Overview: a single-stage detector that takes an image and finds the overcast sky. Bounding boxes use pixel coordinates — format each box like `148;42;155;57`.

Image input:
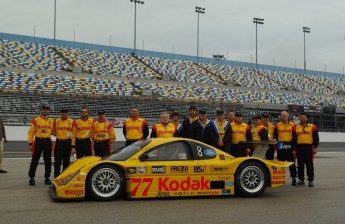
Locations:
1;0;345;74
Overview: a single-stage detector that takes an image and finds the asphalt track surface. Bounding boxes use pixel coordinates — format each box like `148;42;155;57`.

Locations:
1;147;345;223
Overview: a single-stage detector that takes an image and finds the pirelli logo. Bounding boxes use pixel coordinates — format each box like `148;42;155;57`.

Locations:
65;190;84;195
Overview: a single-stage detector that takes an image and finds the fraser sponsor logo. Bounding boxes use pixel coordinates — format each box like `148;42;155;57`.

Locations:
171;166;188;173
158;176;210;191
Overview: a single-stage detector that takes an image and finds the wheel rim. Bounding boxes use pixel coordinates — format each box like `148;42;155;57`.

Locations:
240;166;265;193
91;168;121;198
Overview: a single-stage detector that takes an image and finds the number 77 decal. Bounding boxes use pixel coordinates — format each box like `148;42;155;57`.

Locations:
131;178;153;197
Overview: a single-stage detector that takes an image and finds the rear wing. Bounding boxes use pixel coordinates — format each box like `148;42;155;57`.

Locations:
239;140;279;159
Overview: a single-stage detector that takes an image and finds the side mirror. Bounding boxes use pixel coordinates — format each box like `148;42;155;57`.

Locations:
139;154;148;161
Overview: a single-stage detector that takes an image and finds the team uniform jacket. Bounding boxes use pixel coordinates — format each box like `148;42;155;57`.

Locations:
182;117;198;138
171;122;184;137
204;120;232;149
230;122;252;144
274;121;296;147
264;122;275;141
28;116;54;144
151;123;177;138
189;119;211;142
251;125;269;141
293;123;319;147
123;117;149;141
53;118;75;140
72;117;94;145
91;120;116;142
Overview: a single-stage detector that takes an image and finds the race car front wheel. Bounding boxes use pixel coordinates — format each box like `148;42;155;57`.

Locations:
87;165;124;201
235;161;267;197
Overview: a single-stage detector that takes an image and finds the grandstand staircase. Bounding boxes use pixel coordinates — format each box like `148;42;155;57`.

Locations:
50;47;80;72
193;62;228;85
304;75;336;94
130;54;165;80
255;70;289;90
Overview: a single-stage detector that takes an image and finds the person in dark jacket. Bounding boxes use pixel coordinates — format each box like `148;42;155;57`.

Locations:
182;105;198;138
204;110;232;153
189;109;211;143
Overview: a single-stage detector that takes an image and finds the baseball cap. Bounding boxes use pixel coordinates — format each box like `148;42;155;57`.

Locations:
252;115;261;119
235;111;243;117
199;109;207;114
97;110;106;115
60;107;69;113
189;105;197;111
216;110;224;115
261;113;270;118
41;104;50;110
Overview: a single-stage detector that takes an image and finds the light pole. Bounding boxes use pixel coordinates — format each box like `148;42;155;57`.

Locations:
54;0;56;41
130;0;144;50
195;6;205;57
303;27;311;74
253;18;264;67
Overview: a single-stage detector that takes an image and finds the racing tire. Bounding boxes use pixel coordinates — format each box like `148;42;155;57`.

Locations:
235;161;267;197
87;165;124;201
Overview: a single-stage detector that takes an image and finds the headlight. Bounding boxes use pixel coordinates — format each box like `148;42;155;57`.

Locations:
56;171;80;186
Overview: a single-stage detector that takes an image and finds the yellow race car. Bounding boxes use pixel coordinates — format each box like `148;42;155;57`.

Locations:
50;138;292;201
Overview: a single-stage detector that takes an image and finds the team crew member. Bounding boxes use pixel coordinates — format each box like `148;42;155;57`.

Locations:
293;112;319;187
251;115;269;156
72;106;94;159
261;113;275;160
91;110;116;157
227;110;235;124
151;112;177;138
52;108;75;177
274;111;297;186
28;105;54;186
170;112;183;137
123;106;149;146
204;110;232;153
230;112;252;157
189;109;211;143
182;105;198;138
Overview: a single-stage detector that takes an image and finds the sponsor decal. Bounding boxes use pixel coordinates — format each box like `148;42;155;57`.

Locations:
127;167;137;174
80;171;87;176
157;192;170;197
273;176;285;180
204;149;216;157
211;166;229;172
179;153;187;160
271;166;277;171
65;190;83;195
152;166;166;174
196;191;219;195
174;191;195;196
272;181;286;184
74;184;84;187
219;154;225;160
225;182;233;186
273;170;285;175
74;177;84;182
138;166;146;173
171;166;188;173
277;142;292;150
222;189;231;195
159;176;210;191
194;166;205;173
218;176;231;180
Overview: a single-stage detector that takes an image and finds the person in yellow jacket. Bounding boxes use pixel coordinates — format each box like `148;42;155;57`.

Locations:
52;108;75;177
151;112;177;138
91;110;116;157
72;106;94;159
293;112;319;187
28;105;54;186
123;106;149;146
230;112;252;157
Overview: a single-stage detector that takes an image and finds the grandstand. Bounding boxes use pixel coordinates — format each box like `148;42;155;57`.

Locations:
0;32;344;132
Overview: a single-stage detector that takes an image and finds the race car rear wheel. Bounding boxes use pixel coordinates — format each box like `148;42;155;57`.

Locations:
235;161;267;197
87;165;123;201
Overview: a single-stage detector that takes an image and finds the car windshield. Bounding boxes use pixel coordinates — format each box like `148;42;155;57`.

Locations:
105;139;152;161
